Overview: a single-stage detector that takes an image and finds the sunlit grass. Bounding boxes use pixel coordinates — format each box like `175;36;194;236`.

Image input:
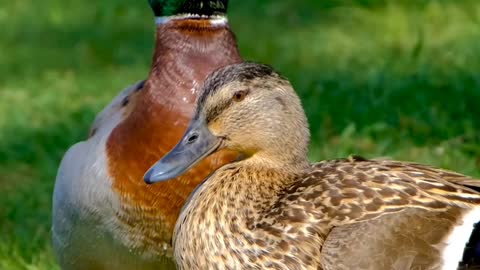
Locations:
0;0;479;268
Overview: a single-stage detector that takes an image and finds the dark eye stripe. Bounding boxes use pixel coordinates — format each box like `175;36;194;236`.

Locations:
205;99;233;123
194;62;277;121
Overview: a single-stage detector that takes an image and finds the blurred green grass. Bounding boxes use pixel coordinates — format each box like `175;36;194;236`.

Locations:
0;0;479;268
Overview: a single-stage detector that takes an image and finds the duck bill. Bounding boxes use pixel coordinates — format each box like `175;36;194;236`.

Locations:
144;117;221;184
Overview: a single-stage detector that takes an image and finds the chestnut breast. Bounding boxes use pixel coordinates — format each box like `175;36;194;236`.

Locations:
106;19;242;249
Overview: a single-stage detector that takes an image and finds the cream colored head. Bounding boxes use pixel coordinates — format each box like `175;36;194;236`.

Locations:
199;62;309;165
145;62;310;183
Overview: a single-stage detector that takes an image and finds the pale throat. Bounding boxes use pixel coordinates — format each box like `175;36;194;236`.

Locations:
155;14;228;26
217;159;299;203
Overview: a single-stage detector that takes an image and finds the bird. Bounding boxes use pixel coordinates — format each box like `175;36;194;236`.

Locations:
52;0;241;269
144;62;480;270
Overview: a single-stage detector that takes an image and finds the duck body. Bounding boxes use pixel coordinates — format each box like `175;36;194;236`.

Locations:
144;62;480;270
52;0;241;268
174;158;480;270
53;81;170;269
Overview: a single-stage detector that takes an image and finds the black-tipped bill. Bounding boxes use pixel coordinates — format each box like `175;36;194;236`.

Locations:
144;117;220;184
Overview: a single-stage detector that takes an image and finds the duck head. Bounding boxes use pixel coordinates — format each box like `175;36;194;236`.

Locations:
149;0;228;17
145;62;310;183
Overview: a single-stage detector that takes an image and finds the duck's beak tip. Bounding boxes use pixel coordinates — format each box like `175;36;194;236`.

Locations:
143;166;168;184
143;168;155;184
143;161;182;184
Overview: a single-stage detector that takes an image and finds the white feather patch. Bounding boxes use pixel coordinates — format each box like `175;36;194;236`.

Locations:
155;15;228;26
442;207;480;270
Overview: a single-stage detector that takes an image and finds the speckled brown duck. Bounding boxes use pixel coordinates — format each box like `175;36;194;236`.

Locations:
144;62;480;270
52;1;241;269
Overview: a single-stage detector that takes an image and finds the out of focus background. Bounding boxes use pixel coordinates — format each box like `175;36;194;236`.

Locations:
0;0;479;268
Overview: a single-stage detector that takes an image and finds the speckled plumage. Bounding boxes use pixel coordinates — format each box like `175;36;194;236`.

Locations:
172;158;480;269
145;62;480;270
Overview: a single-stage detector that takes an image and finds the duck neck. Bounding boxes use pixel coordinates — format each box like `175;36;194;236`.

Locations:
181;160;303;231
146;14;241;113
226;162;299;204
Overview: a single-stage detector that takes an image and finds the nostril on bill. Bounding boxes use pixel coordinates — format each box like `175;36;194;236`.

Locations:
186;133;199;144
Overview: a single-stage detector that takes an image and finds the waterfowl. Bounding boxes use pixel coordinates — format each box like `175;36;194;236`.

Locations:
145;62;480;270
52;0;241;269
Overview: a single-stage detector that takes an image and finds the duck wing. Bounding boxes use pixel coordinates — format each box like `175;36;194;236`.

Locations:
397;161;480;193
321;207;466;270
297;158;480;269
88;80;145;137
52;80;149;269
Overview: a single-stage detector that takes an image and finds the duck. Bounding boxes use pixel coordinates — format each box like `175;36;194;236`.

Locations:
52;0;241;269
144;62;480;270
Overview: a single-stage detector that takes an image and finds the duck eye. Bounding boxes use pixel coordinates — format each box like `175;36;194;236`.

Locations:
232;90;248;102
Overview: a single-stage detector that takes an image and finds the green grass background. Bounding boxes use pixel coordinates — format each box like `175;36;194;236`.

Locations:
1;0;479;268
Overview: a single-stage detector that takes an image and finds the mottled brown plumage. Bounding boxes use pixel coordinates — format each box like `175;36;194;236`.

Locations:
145;62;480;269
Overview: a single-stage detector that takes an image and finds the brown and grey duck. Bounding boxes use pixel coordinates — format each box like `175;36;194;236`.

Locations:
145;62;480;270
